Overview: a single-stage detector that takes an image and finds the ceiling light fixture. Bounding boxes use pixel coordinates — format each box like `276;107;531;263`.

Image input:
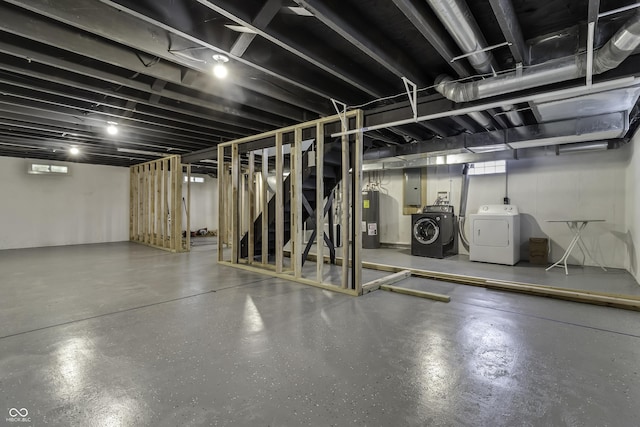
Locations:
106;121;119;135
69;146;80;155
212;54;229;79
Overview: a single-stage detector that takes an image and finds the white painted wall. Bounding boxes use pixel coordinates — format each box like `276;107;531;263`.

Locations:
625;134;640;282
182;174;217;232
0;157;128;250
374;147;631;269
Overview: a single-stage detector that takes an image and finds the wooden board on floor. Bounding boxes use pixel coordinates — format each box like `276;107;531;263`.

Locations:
380;284;451;302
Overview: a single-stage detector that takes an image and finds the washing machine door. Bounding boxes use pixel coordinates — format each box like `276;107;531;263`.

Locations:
413;217;440;245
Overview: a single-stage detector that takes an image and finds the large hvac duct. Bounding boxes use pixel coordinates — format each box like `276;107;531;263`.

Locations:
435;11;640;103
426;0;524;126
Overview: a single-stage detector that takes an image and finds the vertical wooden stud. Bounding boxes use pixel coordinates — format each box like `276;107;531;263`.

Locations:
129;167;134;240
148;163;153;245
186;164;191;251
341;133;350;289
138;165;143;242
174;156;183;252
261;149;269;265
162;159;168;248
131;166;136;241
248;151;255;264
275;132;284;273
156;161;162;246
241;170;246;247
231;144;240;263
218;145;225;262
143;164;149;244
315;123;325;283
353;111;364;294
169;156;177;251
150;162;156;246
292;127;303;278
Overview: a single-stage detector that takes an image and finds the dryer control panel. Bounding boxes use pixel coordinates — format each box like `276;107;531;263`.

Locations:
477;204;519;215
423;205;454;214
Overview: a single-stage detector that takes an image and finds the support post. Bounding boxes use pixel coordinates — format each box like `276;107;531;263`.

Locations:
341;131;350;289
131;166;137;240
261;149;269;264
292;127;303;278
150;162;156;245
186;164;191;251
129;167;134;240
275;132;284;273
142;164;148;244
231;144;240;263
172;156;182;252
218;145;225;262
315;122;325;283
248;151;255;264
156;162;162;246
353;110;364;294
163;159;168;248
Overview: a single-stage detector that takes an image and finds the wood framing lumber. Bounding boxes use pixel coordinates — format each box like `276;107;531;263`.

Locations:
261;149;268;265
248;151;255;264
380;285;451;302
485;280;640;311
315;122;324;282
275;132;284;273
362;270;411;294
217;145;225;262
292;127;303;278
219;261;360;296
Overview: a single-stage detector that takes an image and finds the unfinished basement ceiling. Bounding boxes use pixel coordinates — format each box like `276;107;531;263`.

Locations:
0;0;640;173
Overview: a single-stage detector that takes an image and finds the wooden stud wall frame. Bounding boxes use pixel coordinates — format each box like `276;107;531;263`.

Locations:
129;155;190;253
217;110;365;296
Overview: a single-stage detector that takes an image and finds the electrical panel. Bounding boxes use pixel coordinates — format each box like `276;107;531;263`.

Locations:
404;168;421;206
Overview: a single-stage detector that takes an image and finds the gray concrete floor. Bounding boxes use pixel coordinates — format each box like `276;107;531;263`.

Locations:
1;242;639;426
363;247;640;296
300;244;640;297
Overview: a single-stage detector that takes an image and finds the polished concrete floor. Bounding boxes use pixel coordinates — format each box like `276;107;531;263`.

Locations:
359;247;640;296
1;242;639;426
292;242;640;296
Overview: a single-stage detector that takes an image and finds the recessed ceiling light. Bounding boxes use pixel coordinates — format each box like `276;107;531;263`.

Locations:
224;24;257;34
69;146;80;155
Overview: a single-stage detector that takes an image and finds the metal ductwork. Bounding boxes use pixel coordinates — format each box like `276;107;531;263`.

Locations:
435;11;640;103
362;111;629;169
426;0;495;74
426;0;524;127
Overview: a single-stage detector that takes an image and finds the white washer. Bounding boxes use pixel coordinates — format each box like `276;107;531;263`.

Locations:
469;204;520;265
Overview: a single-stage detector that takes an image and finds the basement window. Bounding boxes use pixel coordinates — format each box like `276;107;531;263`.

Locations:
184;176;205;183
468;160;506;176
27;163;69;175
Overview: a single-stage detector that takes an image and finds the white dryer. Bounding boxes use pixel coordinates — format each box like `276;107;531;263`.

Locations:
469;205;520;265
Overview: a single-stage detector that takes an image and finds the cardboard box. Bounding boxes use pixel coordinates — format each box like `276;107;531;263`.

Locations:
529;238;548;265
